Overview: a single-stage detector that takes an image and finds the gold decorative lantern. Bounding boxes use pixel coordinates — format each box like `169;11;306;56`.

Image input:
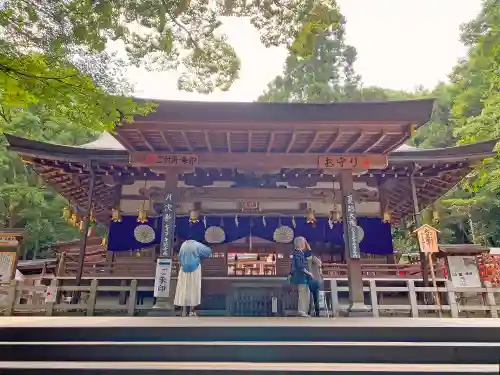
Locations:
383;210;392;223
189;209;200;224
70;213;78;227
111;208;122;223
78;220;84;232
101;235;108;248
333;210;342;223
305;205;316;225
89;208;96;223
62;206;71;220
137;202;148;224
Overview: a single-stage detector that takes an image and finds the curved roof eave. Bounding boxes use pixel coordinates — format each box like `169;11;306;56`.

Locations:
4;133;129;163
390;139;498;163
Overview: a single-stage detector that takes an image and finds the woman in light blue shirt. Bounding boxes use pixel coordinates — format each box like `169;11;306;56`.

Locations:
174;240;212;316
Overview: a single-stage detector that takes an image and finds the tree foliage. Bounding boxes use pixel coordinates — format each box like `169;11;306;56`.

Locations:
258;0;500;252
0;0;345;132
0;111;94;259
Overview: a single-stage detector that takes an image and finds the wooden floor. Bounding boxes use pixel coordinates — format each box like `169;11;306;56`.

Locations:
0;316;498;328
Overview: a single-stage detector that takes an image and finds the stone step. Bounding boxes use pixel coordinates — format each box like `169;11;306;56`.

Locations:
0;362;497;375
2;318;499;343
1;341;498;364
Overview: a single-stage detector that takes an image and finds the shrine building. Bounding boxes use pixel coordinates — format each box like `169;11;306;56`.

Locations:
5;99;498;315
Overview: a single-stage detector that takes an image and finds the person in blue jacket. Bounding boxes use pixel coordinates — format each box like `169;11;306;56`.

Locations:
290;236;313;317
174;239;212;317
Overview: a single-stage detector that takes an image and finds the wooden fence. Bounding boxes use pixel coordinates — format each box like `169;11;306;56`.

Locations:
0;277;498;318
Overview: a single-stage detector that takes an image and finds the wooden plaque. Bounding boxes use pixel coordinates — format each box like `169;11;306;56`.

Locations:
318;154;388;170
414;224;440;253
131;153;198;167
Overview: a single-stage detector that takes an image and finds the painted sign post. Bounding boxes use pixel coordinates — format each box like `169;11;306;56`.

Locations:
414;224;442;316
154;258;173;298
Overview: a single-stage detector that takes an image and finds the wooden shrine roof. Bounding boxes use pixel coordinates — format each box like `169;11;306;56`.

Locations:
5;131;498;223
114;99;434;154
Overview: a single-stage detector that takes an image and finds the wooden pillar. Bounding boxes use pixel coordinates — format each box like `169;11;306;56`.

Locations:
410;166;430;303
339;171;370;315
152;171;178;312
75;166;96;287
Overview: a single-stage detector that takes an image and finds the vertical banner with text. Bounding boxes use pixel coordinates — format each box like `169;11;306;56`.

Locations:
344;194;361;259
160;191;176;258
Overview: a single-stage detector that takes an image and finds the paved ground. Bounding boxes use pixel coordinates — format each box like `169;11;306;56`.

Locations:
0;361;496;372
0;316;498;328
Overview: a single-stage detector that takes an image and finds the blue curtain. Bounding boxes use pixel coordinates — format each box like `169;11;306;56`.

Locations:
107;215;393;255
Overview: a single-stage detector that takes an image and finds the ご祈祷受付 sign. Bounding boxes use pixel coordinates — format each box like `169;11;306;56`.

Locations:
154;258;172;298
131;153;198;167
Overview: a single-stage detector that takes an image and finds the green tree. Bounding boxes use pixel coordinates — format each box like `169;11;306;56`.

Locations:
0;0;344;131
258;0;359;102
0;111;94;259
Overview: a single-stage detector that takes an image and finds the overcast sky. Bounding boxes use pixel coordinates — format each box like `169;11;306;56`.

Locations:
120;0;482;102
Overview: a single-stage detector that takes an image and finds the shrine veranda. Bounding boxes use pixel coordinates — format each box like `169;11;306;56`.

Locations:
5;99;499;316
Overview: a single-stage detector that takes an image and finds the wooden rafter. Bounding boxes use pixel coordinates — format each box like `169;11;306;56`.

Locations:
136;131;155;151
325;132;341;152
160;132;174;152
305;132;322;153
382;133;407;154
345;132;363;153
364;131;387;153
286;132;297;153
181;131;194;152
267;132;276;153
227;132;232;153
248;131;252;152
204;132;212;152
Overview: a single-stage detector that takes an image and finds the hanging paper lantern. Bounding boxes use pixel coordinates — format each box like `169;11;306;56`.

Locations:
189;209;200;224
62;206;71;220
111;208;122;223
137;202;148;224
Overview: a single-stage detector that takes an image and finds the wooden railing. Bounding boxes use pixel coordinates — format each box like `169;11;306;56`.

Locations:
0;277;498;318
61;260;435;279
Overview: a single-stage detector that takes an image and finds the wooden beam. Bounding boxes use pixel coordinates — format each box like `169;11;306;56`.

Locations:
181;131;194;152
131;152;387;170
160;132;174;152
285;132;297;153
267;132;276;154
364;132;387;153
382;132;408;154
